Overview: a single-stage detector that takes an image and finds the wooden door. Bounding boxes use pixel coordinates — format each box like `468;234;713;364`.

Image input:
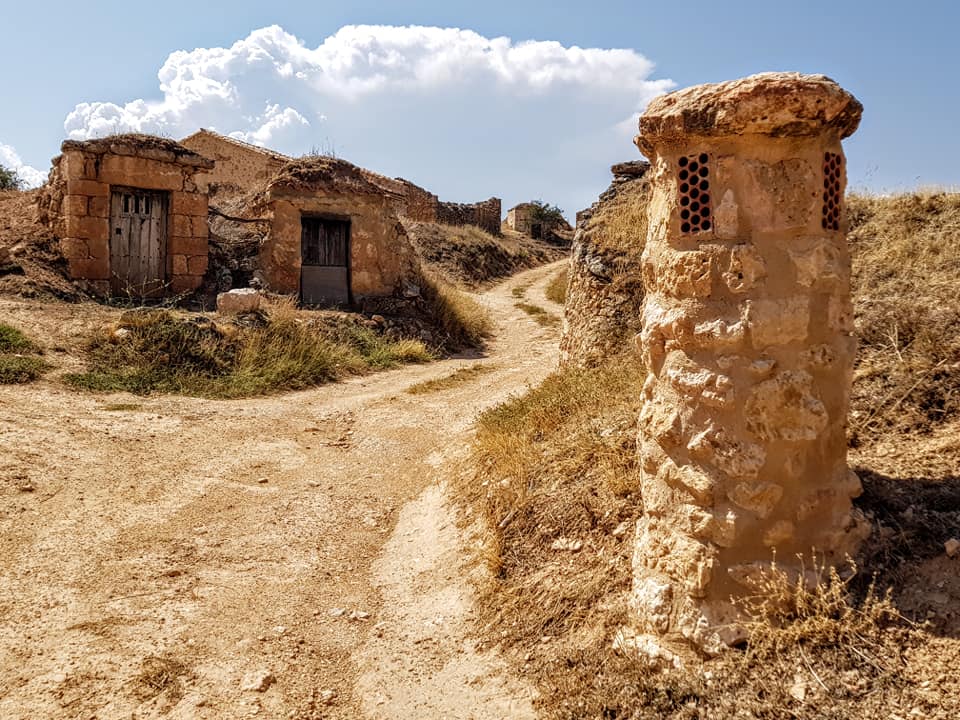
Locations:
110;189;168;296
300;217;350;306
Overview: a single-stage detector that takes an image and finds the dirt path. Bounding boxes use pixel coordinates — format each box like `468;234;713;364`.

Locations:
0;261;566;719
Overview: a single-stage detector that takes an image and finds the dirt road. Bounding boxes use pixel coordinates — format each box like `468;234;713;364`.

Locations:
0;262;567;719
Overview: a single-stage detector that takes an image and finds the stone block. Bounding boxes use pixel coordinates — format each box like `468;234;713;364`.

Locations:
217;288;261;314
66;179;110;197
88;196;110;218
172;214;193;237
98;155;184;191
170;191;208;217
62;195;88;216
88;238;110;260
191;215;209;238
68;257;110;280
169;236;208;256
60;238;89;260
61;151;92;180
187;255;208;275
65;215;109;241
172;254;189;275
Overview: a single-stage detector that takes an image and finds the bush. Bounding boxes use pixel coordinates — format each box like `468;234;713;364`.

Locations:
0;164;22;191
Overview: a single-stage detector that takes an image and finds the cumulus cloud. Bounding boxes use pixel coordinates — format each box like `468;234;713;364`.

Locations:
0;143;46;188
63;25;673;214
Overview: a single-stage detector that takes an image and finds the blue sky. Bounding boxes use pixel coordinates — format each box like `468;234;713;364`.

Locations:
1;0;956;217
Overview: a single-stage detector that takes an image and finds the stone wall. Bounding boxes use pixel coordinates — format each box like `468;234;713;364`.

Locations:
180;130;288;197
38;135;213;295
437;197;502;236
395;179;440;223
628;73;869;655
559;161;651;368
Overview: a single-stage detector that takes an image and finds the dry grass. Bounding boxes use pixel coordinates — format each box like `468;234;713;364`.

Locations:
63;304;432;398
0;322;49;383
848;192;960;443
420;271;493;348
131;656;190;703
514;301;560;327
545;269;568;305
405;364;497;395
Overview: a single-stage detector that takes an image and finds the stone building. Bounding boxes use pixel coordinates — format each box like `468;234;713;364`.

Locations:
38;135;213;296
253;156;419;306
626;72;868;655
506;202;570;239
180;129;289;197
559;160;651;368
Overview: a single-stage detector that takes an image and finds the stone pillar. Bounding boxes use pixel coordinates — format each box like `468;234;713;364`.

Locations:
630;73;869;654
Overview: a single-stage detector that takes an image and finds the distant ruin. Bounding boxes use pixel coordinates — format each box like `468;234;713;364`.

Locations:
627;73;869;654
38;135;213;296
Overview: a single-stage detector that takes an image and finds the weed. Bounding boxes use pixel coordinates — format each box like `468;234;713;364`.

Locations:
420;271;493;348
132;656;189;702
545;269;568;305
405;364;497;395
511;285;529;299
0;322;48;383
0;323;36;353
100;403;143;412
514;301;559;327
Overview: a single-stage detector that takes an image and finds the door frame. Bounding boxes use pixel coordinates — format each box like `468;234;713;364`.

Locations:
299;212;353;307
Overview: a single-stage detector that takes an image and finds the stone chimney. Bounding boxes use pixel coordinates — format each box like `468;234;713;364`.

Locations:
629;73;869;654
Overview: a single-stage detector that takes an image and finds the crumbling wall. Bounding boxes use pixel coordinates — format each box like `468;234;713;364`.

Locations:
559;161;650;368
437;197;502;236
627;73;869;655
37;135;213;295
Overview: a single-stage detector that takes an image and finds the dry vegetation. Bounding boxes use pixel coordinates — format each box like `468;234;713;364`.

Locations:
64;301;433;398
545;269;568;305
460;191;960;719
514;301;560;327
405;363;497;395
0;322;49;383
419;270;493;348
404;221;567;287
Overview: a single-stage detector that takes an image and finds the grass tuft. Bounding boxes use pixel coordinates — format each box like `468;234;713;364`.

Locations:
0;323;49;384
420;272;493;348
515;301;560;327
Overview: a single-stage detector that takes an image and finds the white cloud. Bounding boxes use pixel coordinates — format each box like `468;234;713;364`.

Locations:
0;143;46;188
62;24;673;215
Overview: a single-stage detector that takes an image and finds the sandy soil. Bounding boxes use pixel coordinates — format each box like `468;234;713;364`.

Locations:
0;261;567;719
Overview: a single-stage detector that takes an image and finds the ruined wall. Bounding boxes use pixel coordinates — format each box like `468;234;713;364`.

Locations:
437;197;502;236
506;204;534;234
260;190;418;300
395;180;439;223
629;73;869;654
559;161;650;368
38;136;213;295
180;130;287;197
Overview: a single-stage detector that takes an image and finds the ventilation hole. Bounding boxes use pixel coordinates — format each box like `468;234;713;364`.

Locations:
677;152;712;234
821;151;844;232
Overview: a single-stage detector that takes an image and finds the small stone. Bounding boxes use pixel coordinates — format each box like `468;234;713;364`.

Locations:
240;669;275;692
550;538;583;552
789;673;807;702
329;607;346;617
945;538;960;558
273;625;286;635
257;477;268;484
349;610;371;621
612;521;630;537
319;689;337;705
373;622;387;637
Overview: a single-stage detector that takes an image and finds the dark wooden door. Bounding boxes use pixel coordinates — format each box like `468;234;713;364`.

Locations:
300;217;350;306
110;189;168;296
